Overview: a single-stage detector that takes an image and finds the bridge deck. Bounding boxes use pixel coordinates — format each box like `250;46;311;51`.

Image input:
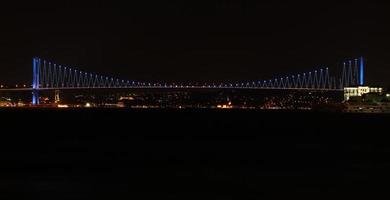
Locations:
0;87;343;92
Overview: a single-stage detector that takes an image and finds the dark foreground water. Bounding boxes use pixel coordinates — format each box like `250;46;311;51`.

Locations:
0;109;390;199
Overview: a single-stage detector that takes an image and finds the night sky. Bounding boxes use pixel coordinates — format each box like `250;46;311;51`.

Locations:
1;1;390;86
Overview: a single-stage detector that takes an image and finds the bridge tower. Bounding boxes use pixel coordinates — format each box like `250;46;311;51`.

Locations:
32;57;40;105
360;57;365;86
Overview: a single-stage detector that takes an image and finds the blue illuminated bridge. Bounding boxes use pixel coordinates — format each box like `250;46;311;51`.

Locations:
1;57;367;105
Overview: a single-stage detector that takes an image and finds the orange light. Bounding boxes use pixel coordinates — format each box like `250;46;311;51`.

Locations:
57;105;69;108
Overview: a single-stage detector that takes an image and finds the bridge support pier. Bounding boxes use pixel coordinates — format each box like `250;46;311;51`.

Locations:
55;90;60;104
32;90;39;105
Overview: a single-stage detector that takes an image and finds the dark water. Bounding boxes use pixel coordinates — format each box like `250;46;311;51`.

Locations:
1;109;389;199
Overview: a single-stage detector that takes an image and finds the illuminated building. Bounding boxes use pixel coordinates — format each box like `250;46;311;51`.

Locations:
344;86;383;101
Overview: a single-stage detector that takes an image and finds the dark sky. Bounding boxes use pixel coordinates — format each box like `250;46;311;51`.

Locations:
1;1;390;86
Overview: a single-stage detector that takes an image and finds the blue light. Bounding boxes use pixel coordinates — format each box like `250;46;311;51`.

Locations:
360;57;365;85
32;91;38;105
32;58;37;89
32;58;40;105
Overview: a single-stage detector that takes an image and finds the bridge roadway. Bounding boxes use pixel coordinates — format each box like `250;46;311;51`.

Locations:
0;87;343;92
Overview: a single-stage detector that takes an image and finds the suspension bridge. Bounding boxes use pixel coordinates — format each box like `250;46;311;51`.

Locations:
0;57;366;105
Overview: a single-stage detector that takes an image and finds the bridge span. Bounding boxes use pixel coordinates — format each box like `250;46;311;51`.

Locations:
26;57;364;104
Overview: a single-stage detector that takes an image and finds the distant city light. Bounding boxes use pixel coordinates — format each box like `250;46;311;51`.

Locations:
58;105;69;108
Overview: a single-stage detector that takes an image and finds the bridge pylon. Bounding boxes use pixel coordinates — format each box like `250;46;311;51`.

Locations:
32;57;40;105
359;57;365;86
